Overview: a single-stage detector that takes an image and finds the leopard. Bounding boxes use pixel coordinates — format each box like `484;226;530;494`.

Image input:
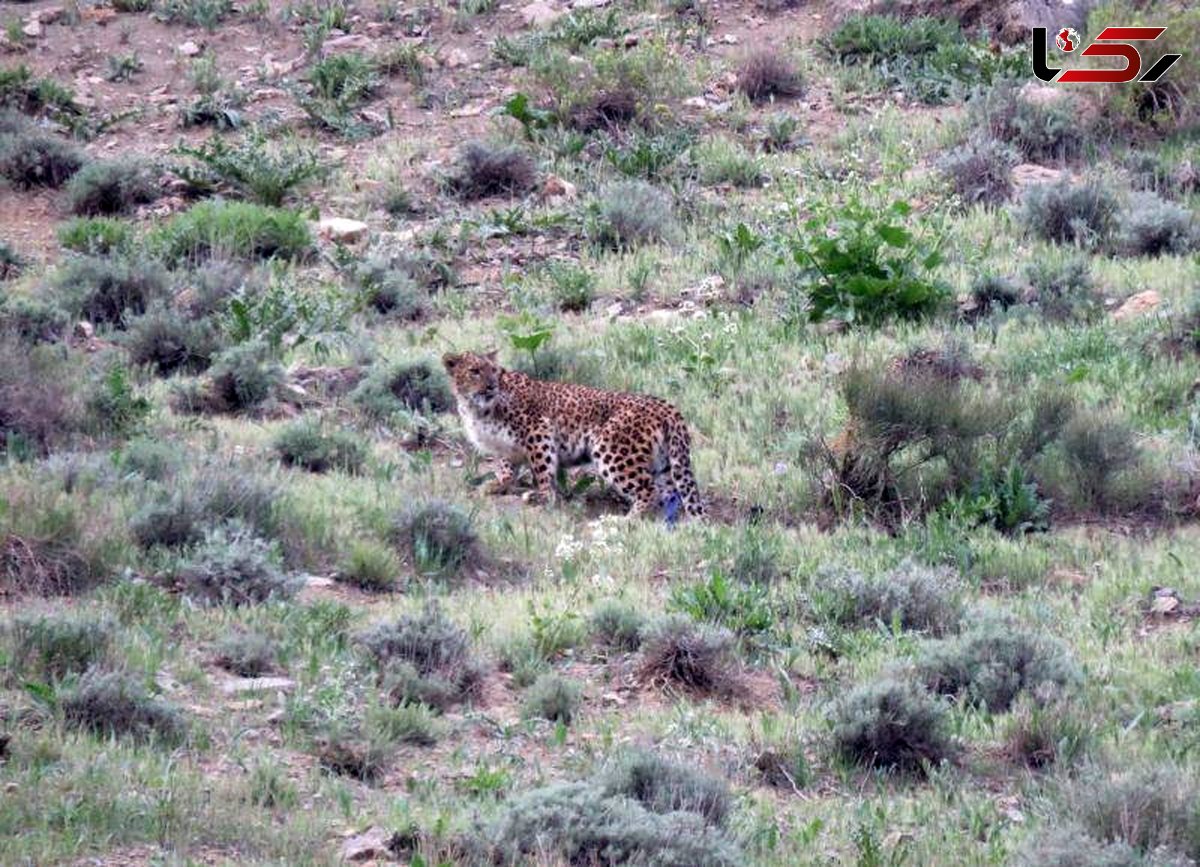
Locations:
442;351;704;520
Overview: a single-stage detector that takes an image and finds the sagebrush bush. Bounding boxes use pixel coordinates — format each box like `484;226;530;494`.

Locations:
65;159;159;215
831;677;954;773
2;612;113;683
0;127;86;188
485;781;742;867
123;304;222;375
692;137;765;188
207;341;284;411
916;612;1079;711
57;217;135;255
390;501;481;579
1019;180;1119;248
154;200;312;265
0;335;84;457
938;136;1019;207
966;273;1020;319
338;539;399;592
451;141;537;199
51;254;169;327
350;359;454;417
588;180;678;249
1117;192;1198;257
273;420;367;474
1022;254;1100;322
0;239;23;281
120;437;182;481
129;467;278;549
590;600;646;651
736;48;803;103
1056;409;1145;512
0;293;68;343
521;672;582;724
214;630;278;677
316;732;389;782
638;614;739;695
1003;699;1091;770
1014;825;1146;867
972;83;1086;162
175;522;299;606
811;561;963;635
61;668;186;743
601;751;732;827
356;256;428;320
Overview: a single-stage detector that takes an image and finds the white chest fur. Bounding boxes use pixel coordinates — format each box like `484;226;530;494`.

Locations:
460;408;524;461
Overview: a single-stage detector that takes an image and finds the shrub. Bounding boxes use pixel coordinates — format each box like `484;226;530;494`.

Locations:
638;614;739;695
588;180;678;249
0;337;81;452
811;561;963;635
0;127;85;188
154;200;312;265
971;82;1086;162
350;360;453;417
1019;180;1119;248
355;257;428;320
214;631;278;677
0;239;23;281
0;293;68;342
316;733;389;782
1057;409;1143;512
367;701;440;747
173;130;327;207
1014;825;1146;867
175;523;299;606
604;128;692;180
129;467;278;550
601;751;732;827
1063;764;1200;861
569;83;639;132
1117;192;1198;257
85;364;152;437
965;273;1020;319
938;136;1019;208
156;0;233;28
389;501;480;579
184;259;251;317
338;539;399;592
123;304;222;375
120;437;182;481
65;159;159;215
1002;699;1091;770
51;255;168;327
916;613;1080;711
792;199;949;326
273;420;367;474
485;781;742;867
57;217;135;255
669;571;775;639
61;668;186;743
307;52;380;106
451;141;537;199
544;261;595;313
1022;253;1101;321
590;600;646;652
691;137;765;188
831;677;954;773
208;341;285;411
736;48;803;103
521;672;582;725
2;613;113;683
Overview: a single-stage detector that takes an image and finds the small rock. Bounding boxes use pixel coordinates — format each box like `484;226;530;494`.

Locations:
1112;289;1161;321
623;33;639;47
22;21;43;38
82;7;117;24
1012;162;1065;190
340;827;393;863
441;47;470;68
541;174;577;202
73;321;95;341
220;677;296;696
316;217;370;244
321;33;372;54
519;1;562;27
177;40;202;57
572;0;610;7
305;575;336;589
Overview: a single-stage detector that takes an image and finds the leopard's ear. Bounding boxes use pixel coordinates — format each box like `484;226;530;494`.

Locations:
442;352;462;371
483;349;500;364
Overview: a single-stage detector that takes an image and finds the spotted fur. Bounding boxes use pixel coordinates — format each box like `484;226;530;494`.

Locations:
442;351;704;519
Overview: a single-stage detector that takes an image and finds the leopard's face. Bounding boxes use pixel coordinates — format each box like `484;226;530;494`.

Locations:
442;351;503;409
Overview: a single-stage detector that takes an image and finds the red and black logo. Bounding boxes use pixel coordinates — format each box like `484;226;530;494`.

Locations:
1033;25;1182;84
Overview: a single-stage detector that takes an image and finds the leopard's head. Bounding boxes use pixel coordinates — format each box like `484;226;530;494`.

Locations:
442;350;502;407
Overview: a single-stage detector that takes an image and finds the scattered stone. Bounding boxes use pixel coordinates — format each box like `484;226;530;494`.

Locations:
304;574;336;589
541;174;577;203
1112;289;1161;321
82;7;117;24
340;827;394;863
316;217;369;244
321;33;372;54
22;21;43;39
177;40;202;57
220;677;297;696
1012;163;1065;190
441;47;470;68
520;1;562;27
572;0;610;7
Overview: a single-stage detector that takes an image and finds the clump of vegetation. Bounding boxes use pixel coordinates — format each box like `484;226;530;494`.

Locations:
1002;699;1091;769
1116;191;1198;257
153;200;312;265
1019;180;1119;248
450;141;537;199
1013;825;1145;867
360;602;485;712
1022;254;1100;322
337;539;399;592
206;341;285;412
273;420;367;474
588;180;678;249
65;159;159;216
811;561;963;635
2;612;113;683
638;614;740;695
123;304;222;376
389;501;482;579
971;82;1086;162
0;239;23;281
916;612;1079;711
792;199;949;327
355;257;428;320
1055;408;1148;513
590;600;646;651
0;124;86;189
156;0;233;29
214;631;278;677
173;130;327;206
61;668;187;743
831;677;954;773
51;255;168;327
544;261;595;313
691;136;765;188
601;751;732;827
174;523;299;606
129;465;279;549
736;48;803;103
521;672;582;724
938;136;1019;207
57;218;135;255
351;359;453;417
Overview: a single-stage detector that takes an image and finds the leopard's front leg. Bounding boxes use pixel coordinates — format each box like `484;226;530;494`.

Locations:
522;427;559;505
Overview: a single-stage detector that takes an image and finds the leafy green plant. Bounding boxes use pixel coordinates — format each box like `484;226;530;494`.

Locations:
604;128;692;179
153;200;312;265
669;571;775;639
792;199;948;326
156;0;233;30
106;52;143;83
173;130;327;206
272;420;367;474
500;91;554;140
544;261;595;313
57;217;134;255
943;462;1050;534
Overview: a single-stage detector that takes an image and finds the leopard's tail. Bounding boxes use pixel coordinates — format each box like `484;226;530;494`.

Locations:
666;419;704;519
